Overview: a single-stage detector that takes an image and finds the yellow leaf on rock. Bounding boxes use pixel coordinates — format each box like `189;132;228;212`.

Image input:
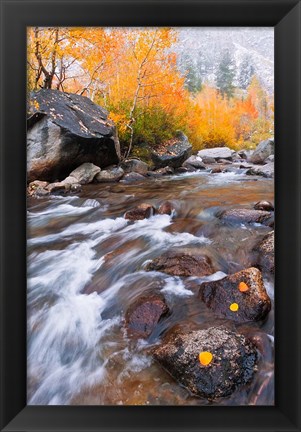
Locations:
199;351;213;366
230;303;239;312
238;281;249;292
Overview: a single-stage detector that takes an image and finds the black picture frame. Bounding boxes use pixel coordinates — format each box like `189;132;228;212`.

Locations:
0;0;300;431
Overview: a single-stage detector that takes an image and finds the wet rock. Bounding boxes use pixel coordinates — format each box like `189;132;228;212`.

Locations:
153;325;258;400
210;166;224;174
63;175;80;185
68;162;100;184
120;159;149;175
254;200;274;211
151;132;192;169
247;163;274;178
27;89;120;182
124;203;155;220
217;158;232;165
27;180;50;197
146;251;215;277
125;292;169;338
148;166;174;177
218;208;272;224
174;167;189;174
253;231;274;273
248;138;274;164
157;201;174;215
201;155;216;164
120;172;146;183
238;149;253;160
183;155;206;170
70;183;82;193
198;147;233;161
28;180;49;189
46;181;69;193
199;267;271;322
95;166;124;182
266;154;274;162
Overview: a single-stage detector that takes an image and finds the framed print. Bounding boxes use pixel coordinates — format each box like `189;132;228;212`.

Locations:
0;0;300;431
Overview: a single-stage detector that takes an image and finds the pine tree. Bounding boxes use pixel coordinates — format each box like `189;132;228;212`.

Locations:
216;50;235;99
238;55;255;90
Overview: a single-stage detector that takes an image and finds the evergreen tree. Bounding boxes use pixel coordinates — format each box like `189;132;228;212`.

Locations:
238;55;255;90
216;50;235;99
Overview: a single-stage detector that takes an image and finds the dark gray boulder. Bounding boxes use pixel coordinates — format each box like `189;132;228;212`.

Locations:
153;326;258;400
27;90;120;182
151;132;192;169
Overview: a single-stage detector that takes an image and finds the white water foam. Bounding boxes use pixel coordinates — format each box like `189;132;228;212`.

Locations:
161;277;193;297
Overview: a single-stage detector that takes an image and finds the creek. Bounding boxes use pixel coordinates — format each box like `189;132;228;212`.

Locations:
27;171;274;405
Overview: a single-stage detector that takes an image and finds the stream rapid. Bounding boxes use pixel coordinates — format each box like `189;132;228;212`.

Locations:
27;171;274;405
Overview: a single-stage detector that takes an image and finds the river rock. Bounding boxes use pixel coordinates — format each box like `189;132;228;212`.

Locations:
199;267;271;322
124;203;155;220
197;147;233;161
146;251;215;277
254;200;274;211
67;163;100;184
125;292;169;338
95;166;124;183
27;180;50;197
151;132;192;169
211;166;225;173
238;149;253;160
248;138;274;164
157;201;174;215
253;231;274;273
218;208;272;224
27;90;120;182
153;325;258;400
201;155;216;164
120;172;146;183
247;163;274;178
183;155;206;170
120;159;149;175
174;166;189;174
147;166;174;177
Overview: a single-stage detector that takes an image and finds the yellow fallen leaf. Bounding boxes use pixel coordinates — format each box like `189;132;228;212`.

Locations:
230;302;239;312
199;351;213;366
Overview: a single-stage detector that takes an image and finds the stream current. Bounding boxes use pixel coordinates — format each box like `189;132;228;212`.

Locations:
27;171;274;405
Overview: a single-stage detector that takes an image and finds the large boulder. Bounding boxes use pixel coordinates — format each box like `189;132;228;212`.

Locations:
146;251;215;277
248;138;274;164
125;292;169;338
253;231;274;273
199;267;271;322
151;132;192;169
27;90;120;182
197;147;234;160
153;326;258;400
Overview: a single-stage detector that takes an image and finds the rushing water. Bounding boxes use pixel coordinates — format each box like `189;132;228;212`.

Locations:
27;171;274;406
